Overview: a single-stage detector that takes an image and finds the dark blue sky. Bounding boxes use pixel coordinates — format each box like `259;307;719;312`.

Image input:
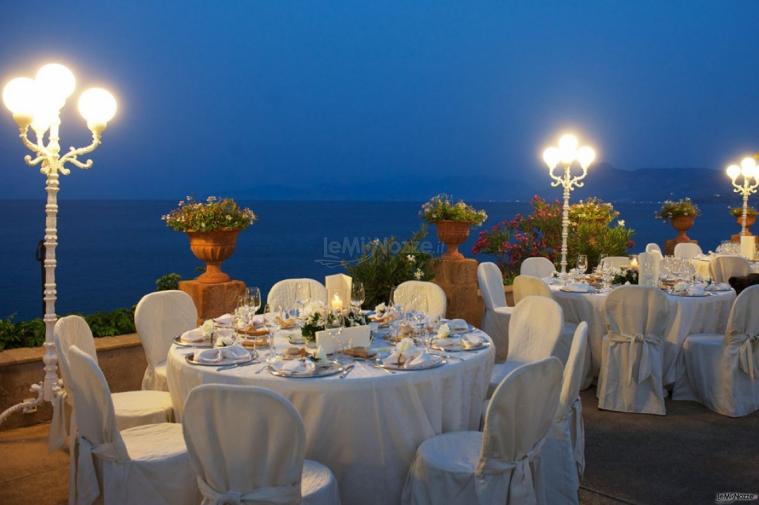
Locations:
1;1;758;200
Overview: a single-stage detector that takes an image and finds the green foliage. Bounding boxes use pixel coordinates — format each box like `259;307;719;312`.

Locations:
156;272;182;291
0;307;136;350
730;206;758;217
612;268;639;286
420;194;487;225
343;227;435;308
301;310;368;342
163;196;256;232
656;198;700;221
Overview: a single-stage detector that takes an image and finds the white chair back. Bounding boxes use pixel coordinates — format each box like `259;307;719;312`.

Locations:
135;290;197;370
513;274;552;304
508;296;565;363
674;242;703;259
520;257;556;278
710;256;751;283
393;280;447;319
645;243;662;254
267;278;327;310
724;285;759;378
183;384;304;504
599;256;630;270
55;316;98;392
66;346;128;458
477;262;507;309
606;286;670;341
557;322;588;421
480;357;562;501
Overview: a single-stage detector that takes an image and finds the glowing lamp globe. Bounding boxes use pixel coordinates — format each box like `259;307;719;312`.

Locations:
726;164;741;180
558;133;579;164
740;156;757;177
35;63;76;108
542;146;560;169
2;77;37;125
577;145;596;169
78;87;117;133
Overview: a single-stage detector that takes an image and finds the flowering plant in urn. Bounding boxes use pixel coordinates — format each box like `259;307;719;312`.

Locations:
421;194;487;260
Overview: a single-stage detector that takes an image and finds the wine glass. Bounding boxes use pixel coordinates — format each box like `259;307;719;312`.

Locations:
577;255;588;275
351;281;366;311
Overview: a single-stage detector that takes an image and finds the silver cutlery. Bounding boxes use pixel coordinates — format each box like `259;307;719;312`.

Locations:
217;360;259;371
339;364;356;379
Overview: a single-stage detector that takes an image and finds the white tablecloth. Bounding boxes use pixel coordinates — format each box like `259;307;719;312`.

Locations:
551;286;735;385
691;256;759;279
167;330;494;505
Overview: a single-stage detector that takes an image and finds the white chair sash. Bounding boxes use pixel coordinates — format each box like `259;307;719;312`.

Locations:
49;385;68;452
607;332;660;385
197;477;300;505
475;439;545;505
732;333;759;379
75;436;128;505
570;397;585;477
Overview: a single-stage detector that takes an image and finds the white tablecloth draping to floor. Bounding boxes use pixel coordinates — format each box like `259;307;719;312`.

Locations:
691;256;759;280
551;287;735;385
167;330;495;505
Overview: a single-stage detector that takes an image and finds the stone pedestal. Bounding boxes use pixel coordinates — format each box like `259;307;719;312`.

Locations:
432;258;483;327
664;238;697;256
179;279;246;324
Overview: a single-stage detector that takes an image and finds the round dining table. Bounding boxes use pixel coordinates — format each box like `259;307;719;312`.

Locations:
167;327;494;505
690;255;759;280
550;284;735;385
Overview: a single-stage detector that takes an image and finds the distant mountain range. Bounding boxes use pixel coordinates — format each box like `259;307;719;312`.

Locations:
229;164;737;204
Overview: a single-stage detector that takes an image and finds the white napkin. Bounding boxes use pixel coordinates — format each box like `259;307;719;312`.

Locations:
180;328;207;343
433;337;461;349
447;319;469;333
214;313;234;325
707;282;731;292
277;359;316;374
566;282;591;293
405;349;436;369
193;345;250;364
462;333;483;348
383;341;421;366
687;284;706;296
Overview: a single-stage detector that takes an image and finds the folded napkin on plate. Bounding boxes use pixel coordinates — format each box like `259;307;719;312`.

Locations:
707;282;731;291
447;319;469;333
433;337;460;349
278;359;316;374
461;333;483;348
193;345;250;364
566;282;591;293
405;349;436;369
687;285;705;296
214;313;234;325
275;316;298;329
180;328;207;343
383;339;421;366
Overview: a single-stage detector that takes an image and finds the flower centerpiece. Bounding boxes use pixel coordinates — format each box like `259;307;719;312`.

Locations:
420;194;487;260
163;196;256;284
300;301;368;342
656;198;700;245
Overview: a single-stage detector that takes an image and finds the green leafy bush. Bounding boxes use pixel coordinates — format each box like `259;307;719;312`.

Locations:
343;227;435;308
156;273;182;291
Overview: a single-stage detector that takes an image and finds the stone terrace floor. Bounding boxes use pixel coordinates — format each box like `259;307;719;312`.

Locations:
1;388;757;505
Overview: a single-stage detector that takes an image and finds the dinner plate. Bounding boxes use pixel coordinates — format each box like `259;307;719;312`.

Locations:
559;286;594;294
173;335;213;348
268;359;343;378
670;291;711;297
185;350;256;367
379;354;447;371
432;340;490;353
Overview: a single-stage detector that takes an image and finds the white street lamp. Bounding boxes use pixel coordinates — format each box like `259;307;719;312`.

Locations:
0;63;117;427
542;132;597;279
725;155;759;236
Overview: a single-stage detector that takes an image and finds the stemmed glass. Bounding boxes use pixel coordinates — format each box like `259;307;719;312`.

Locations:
263;304;282;358
351;281;366;312
577;255;588;276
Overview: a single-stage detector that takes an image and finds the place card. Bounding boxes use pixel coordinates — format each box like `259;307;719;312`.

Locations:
316;324;370;354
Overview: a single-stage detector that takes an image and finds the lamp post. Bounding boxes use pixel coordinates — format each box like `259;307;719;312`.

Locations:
542;132;596;279
725;156;759;236
0;63;116;427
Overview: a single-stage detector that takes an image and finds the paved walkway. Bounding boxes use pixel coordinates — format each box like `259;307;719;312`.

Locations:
1;388;757;504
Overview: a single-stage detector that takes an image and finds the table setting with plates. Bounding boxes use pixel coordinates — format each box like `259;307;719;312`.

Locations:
166;299;494;505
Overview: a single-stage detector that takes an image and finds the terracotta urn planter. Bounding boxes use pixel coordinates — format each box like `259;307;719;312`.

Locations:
670;215;695;244
435;220;472;261
736;214;756;235
187;229;240;284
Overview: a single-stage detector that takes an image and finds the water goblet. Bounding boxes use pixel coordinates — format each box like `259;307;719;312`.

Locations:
577;255;588;275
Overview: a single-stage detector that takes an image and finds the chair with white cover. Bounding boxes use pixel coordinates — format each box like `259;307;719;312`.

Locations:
710;256;751;284
66;345;198;505
673;285;759;417
135;290;197;391
392;280;447;319
487;296;568;398
599;256;631;270
520;256;557;278
183;384;340;505
645;243;662;255
673;242;703;259
267;278;328;310
597;286;672;415
50;316;174;451
512;274;552;304
402;357;562;505
477;262;512;362
540;322;589;505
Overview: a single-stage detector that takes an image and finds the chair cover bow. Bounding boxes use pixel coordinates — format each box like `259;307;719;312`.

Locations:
571;397;585;477
607;332;660;385
735;333;759;379
197;477;300;505
48;387;68;452
475;438;545;505
75;437;125;505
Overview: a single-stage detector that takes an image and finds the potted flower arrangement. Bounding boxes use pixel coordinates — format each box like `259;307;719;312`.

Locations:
163;196;256;284
730;206;758;235
420;194;487;260
656;198;700;244
300;301;368;343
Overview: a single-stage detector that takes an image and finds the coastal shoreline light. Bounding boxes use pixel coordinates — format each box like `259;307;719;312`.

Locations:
542;132;597;279
0;63;117;428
